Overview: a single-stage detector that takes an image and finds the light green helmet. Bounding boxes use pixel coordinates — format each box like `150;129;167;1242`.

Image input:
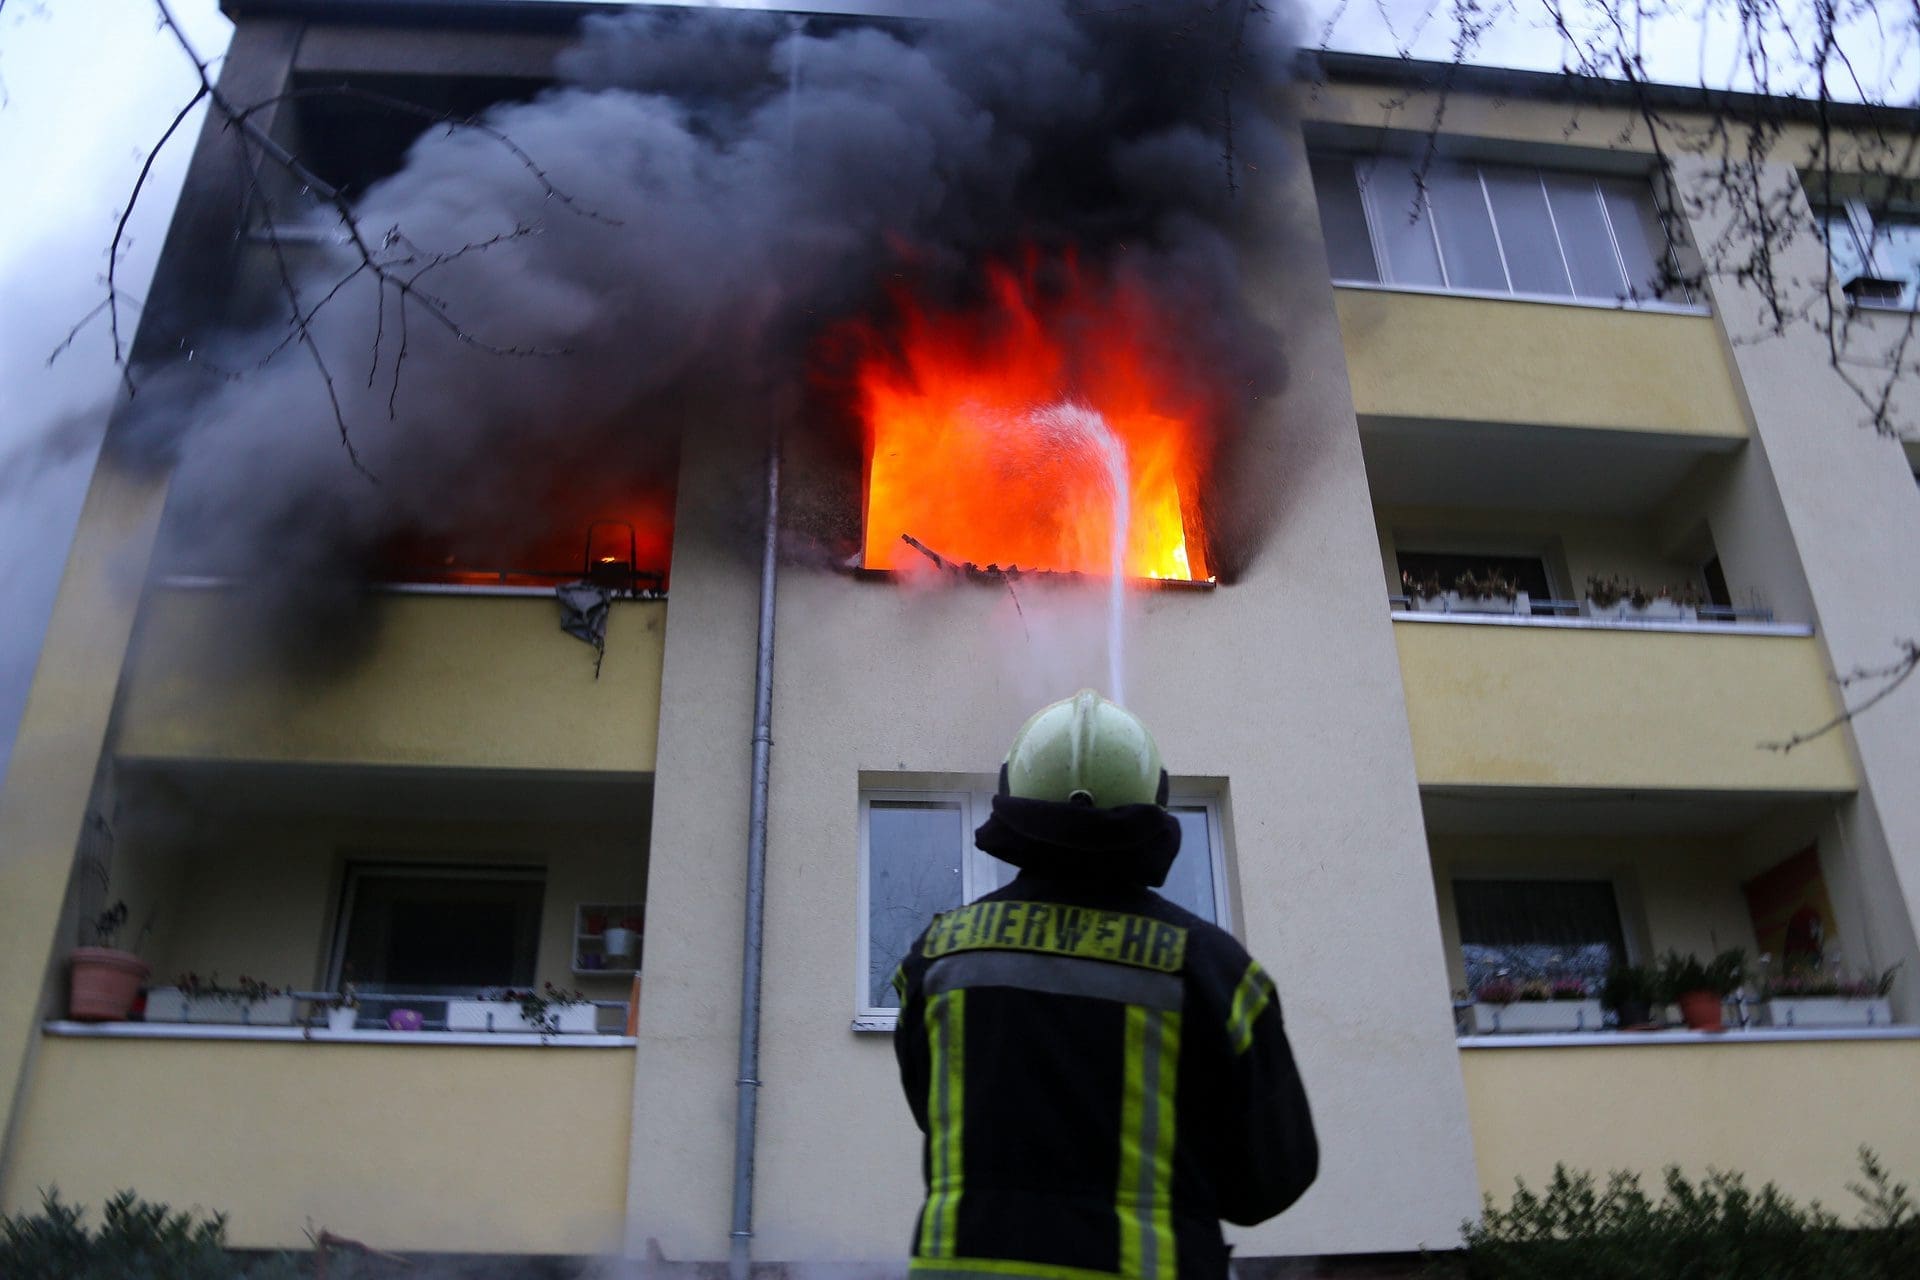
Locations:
1001;689;1169;809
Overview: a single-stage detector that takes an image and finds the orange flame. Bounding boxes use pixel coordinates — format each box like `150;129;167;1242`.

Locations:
845;254;1211;580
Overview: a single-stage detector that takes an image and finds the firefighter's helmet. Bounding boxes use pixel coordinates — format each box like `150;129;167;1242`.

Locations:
1000;689;1168;809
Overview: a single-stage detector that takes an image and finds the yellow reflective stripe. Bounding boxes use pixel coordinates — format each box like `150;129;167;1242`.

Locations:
909;1258;1123;1280
1117;1007;1181;1280
1117;1007;1147;1279
919;989;967;1257
1151;1011;1180;1279
922;902;1187;973
891;964;908;1001
1227;960;1276;1055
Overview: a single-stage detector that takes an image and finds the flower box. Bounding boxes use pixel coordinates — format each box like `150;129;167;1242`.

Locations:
1411;591;1529;616
144;987;296;1026
445;998;596;1034
1468;999;1605;1033
1582;599;1698;623
1758;997;1894;1029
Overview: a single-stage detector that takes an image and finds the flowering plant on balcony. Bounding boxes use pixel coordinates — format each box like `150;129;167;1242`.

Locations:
1548;977;1591;1001
503;981;590;1036
1472;977;1520;1006
1585;575;1704;610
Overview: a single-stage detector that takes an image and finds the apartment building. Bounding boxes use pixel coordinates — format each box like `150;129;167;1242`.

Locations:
2;1;1918;1271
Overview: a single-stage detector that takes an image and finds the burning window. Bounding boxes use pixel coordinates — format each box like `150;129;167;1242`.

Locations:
836;255;1216;583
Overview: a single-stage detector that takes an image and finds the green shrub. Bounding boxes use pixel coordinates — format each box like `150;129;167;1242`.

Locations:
0;1190;301;1280
1432;1148;1920;1278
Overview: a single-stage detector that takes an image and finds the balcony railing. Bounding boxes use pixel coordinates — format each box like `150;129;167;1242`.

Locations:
1389;594;1781;627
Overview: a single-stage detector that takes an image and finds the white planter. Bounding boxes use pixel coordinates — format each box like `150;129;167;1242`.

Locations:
1583;599;1698;623
446;998;596;1034
1758;997;1894;1028
602;926;636;958
1469;1000;1605;1033
325;1006;360;1032
1446;591;1529;616
145;987;296;1026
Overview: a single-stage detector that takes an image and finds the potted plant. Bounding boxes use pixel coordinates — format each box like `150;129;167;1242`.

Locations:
1657;949;1744;1032
146;973;296;1026
1756;965;1897;1028
1584;575;1701;623
1400;569;1448;613
447;982;595;1035
1466;975;1602;1032
1449;569;1529;616
320;971;360;1032
67;901;150;1021
1600;963;1660;1029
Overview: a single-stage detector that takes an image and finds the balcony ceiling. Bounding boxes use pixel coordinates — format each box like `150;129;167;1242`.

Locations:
1421;786;1834;836
1360;417;1739;515
115;759;654;826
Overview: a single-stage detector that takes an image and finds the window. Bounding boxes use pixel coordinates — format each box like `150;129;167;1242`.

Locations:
328;865;545;1020
1818;199;1920;310
1453;878;1627;993
857;787;1230;1023
1310;153;1690;307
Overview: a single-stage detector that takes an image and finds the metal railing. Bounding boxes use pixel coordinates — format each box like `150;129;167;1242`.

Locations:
258;989;632;1035
1389;594;1776;624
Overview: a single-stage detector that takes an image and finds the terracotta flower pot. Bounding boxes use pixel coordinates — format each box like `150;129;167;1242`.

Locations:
68;947;151;1021
1677;989;1726;1032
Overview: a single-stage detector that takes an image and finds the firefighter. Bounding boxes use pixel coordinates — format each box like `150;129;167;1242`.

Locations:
893;690;1318;1280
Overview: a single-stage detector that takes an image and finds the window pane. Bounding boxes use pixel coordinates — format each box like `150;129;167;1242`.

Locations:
1821;210;1869;285
1599;177;1674;301
868;801;966;1009
1357;160;1445;287
1309;153;1379;282
1483;169;1573;296
1543;173;1628;300
1868;217;1920;308
1427;162;1508;291
1454;879;1625;993
1161;808;1219;924
336;871;543;994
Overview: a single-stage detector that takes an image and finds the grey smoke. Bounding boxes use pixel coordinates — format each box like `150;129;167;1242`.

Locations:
138;0;1298;643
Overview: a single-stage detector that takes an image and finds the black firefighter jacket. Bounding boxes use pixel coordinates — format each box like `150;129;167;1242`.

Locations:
892;798;1318;1280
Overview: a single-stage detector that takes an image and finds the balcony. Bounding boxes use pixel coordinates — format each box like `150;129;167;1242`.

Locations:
113;586;666;774
1335;287;1748;440
1395;616;1854;792
2;1031;633;1252
1460;1035;1920;1206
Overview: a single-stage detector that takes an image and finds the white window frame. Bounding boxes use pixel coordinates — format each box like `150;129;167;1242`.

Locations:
1323;154;1701;313
855;785;1231;1031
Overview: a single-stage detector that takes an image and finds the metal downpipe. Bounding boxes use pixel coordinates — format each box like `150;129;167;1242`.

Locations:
729;437;781;1280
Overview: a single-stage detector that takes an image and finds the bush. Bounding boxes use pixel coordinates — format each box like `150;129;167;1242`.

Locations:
1432;1148;1920;1278
0;1191;301;1280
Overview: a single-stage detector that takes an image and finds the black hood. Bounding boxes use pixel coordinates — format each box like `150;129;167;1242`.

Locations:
974;794;1182;888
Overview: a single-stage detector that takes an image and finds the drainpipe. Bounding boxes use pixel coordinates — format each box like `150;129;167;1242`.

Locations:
729;436;781;1280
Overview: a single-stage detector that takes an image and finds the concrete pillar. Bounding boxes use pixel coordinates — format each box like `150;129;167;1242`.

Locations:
1678;153;1920;1016
0;19;303;1188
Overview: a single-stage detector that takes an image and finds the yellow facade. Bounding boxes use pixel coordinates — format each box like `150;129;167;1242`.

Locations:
1462;1039;1920;1209
1;1036;635;1253
1336;290;1749;438
114;592;666;773
1395;621;1856;790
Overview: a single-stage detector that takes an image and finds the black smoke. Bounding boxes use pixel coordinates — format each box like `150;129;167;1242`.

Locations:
142;0;1298;641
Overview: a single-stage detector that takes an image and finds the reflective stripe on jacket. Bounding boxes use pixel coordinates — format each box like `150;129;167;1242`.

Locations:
894;874;1317;1280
